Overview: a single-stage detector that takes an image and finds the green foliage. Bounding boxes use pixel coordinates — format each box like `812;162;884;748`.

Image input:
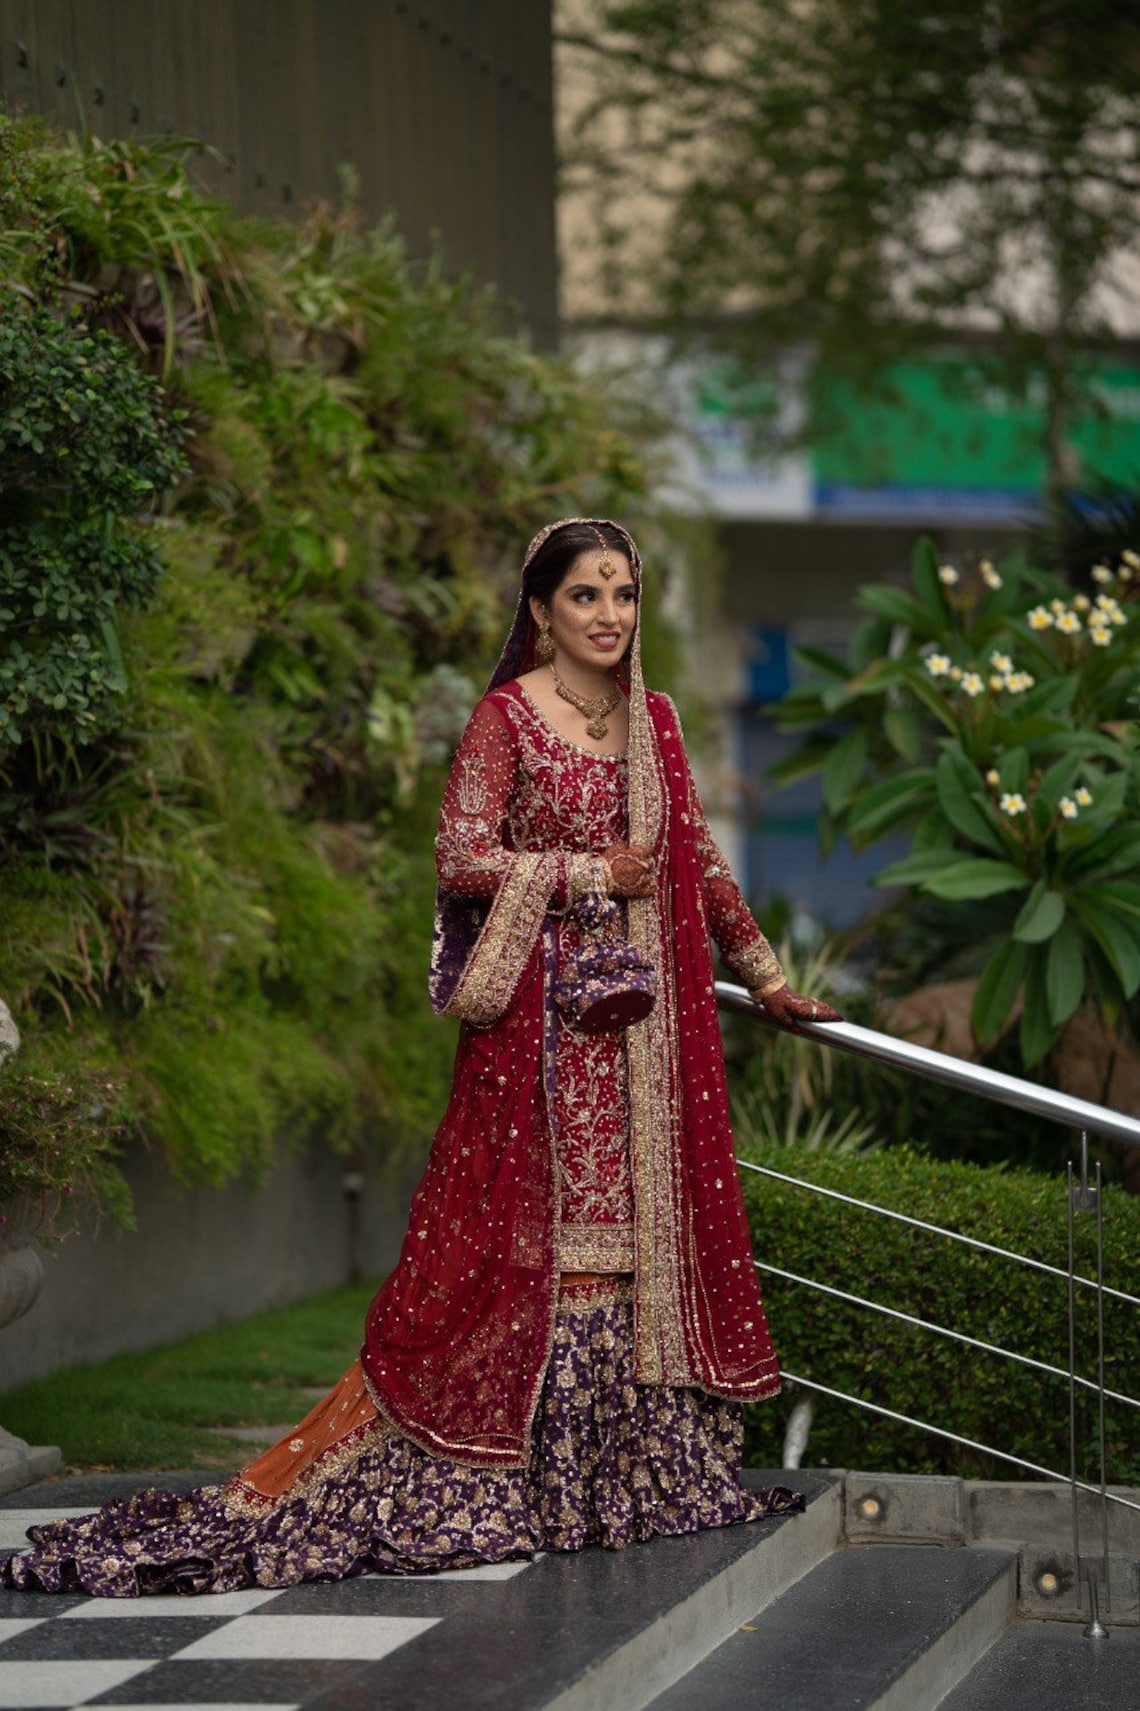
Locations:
0;113;677;1229
0;1054;132;1238
726;938;879;1154
774;538;1140;1067
0;1278;380;1469
0;298;186;746
741;1142;1140;1485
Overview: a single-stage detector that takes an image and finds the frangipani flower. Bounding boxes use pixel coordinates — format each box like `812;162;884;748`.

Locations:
1000;792;1027;816
925;653;952;677
1028;606;1054;629
1073;594;1091;612
1075;786;1093;807
1049;598;1066;614
989;673;1005;691
1056;611;1082;634
961;672;986;697
1092;564;1113;584
1089;624;1112;647
1005;671;1034;693
990;651;1013;673
1059;797;1079;820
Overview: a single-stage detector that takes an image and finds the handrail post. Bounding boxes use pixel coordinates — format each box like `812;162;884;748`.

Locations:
1067;1131;1111;1638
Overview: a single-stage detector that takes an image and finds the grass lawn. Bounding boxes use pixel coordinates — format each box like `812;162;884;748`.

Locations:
1;1279;383;1472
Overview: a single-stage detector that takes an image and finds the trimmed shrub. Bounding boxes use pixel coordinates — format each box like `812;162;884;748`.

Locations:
741;1141;1140;1485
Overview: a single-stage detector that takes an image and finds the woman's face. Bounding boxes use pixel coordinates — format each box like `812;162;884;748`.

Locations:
530;548;637;673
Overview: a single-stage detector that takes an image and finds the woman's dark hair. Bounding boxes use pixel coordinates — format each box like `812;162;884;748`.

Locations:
523;522;634;609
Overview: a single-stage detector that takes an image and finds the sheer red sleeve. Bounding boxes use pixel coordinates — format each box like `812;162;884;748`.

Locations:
434;698;519;898
667;700;786;997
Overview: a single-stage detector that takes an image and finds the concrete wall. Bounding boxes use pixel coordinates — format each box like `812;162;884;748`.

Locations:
0;1136;420;1393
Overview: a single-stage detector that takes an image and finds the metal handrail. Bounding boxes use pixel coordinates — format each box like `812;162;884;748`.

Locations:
716;982;1140;1150
718;980;1140;1571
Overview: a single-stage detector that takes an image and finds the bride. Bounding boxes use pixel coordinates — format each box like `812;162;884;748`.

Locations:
4;518;838;1596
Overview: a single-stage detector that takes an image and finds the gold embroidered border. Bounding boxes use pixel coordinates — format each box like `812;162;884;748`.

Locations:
444;851;558;1027
558;1275;634;1310
555;1222;635;1271
221;1415;391;1520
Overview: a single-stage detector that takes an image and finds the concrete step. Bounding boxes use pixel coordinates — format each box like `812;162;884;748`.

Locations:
645;1544;1017;1711
936;1618;1140;1710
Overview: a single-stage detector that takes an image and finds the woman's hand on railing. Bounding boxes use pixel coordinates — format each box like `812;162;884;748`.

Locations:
754;982;844;1032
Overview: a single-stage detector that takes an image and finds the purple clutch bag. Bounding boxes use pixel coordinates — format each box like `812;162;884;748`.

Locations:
553;892;658;1033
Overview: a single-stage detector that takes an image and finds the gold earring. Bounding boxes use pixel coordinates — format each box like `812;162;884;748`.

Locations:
536;623;555;664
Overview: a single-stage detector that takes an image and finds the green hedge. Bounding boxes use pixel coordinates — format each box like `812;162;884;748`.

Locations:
741;1142;1140;1485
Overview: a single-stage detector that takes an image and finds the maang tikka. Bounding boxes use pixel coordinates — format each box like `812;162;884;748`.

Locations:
593;526;617;579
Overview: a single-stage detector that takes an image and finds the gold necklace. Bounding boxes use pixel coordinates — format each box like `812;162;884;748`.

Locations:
549;661;621;740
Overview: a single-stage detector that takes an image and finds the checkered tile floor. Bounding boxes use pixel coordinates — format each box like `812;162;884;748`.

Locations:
0;1490;532;1709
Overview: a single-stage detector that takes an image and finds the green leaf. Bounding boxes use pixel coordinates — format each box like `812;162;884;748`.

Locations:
882;707;922;762
1019;947;1055;1067
823;726;869;814
1012;882;1065;944
857;584;931;630
791;644;849;680
921;859;1030;900
1064;825;1140;881
934;749;1005;854
845;771;935;846
971;938;1027;1044
874;848;963;888
911;536;949;622
1072;896;1140;999
1045;921;1084;1029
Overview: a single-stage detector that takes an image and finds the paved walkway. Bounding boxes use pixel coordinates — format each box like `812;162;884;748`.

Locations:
0;1468;824;1710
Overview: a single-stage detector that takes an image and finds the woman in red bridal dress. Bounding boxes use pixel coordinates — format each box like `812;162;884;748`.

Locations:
3;519;839;1596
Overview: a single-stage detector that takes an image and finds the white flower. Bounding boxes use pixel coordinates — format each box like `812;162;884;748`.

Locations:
990;651;1013;673
948;665;963;681
1073;594;1091;612
925;653;952;677
1004;672;1033;694
1075;786;1093;807
1000;792;1027;817
1056;610;1082;634
1122;548;1140;569
979;559;1002;589
938;564;959;585
1089;624;1112;647
1049;598;1066;614
1092;564;1113;584
1095;592;1119;613
989;673;1005;691
1028;606;1054;630
1059;797;1079;820
961;672;986;697
985;768;1001;786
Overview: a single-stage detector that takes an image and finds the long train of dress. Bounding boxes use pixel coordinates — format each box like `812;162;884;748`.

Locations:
2;1282;802;1597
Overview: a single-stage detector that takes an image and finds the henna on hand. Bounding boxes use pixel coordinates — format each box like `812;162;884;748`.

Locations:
602;842;656;898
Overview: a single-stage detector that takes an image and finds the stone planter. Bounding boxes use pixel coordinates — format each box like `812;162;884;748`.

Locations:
0;1000;63;1494
0;1234;62;1494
